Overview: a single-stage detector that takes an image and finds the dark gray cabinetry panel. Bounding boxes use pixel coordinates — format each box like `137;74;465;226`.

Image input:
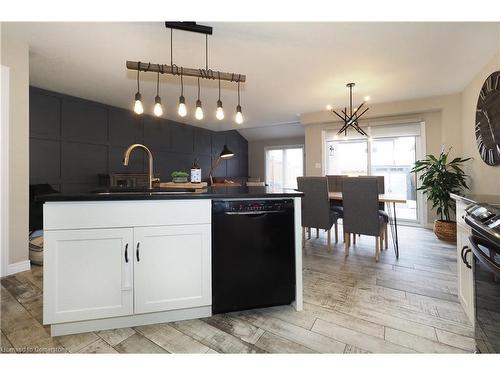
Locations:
61;142;108;183
30;139;60;184
29;89;60;140
108;108;143;146
29;87;248;193
61;98;108;144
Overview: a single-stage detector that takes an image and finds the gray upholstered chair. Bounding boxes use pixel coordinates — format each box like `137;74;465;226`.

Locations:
297;177;340;251
342;177;388;261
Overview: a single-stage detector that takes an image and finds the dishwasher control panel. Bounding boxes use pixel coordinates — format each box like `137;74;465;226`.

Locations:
213;199;294;213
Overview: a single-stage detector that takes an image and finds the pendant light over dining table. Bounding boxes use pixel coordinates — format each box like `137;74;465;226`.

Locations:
328;83;370;137
127;22;246;125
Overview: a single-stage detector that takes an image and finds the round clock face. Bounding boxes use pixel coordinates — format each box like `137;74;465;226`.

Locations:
475;71;500;166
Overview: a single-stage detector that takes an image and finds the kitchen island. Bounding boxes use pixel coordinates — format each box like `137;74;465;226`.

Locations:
40;186;303;336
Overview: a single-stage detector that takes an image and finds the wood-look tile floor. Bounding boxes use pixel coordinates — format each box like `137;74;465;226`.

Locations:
0;225;475;354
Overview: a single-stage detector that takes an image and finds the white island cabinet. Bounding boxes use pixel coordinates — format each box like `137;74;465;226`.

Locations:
43;200;212;336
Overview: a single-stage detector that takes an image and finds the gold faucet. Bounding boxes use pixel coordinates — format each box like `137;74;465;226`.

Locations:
122;144;155;189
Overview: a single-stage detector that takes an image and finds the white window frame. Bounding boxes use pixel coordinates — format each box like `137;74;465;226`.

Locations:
264;144;305;190
322;121;426;227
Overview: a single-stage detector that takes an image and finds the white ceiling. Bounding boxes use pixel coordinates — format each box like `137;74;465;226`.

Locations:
3;22;500;141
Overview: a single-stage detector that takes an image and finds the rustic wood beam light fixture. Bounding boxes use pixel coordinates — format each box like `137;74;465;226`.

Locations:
126;22;246;122
330;83;369;137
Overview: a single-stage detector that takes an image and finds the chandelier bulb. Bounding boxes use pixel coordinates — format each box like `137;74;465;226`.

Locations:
235;105;243;124
195;99;204;120
153;95;163;117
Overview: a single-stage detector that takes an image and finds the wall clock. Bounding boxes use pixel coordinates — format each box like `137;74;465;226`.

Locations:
475;71;500;166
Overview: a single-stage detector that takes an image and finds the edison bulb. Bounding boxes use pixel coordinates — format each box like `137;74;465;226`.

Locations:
178;96;187;117
216;100;224;120
235;105;243;124
195;106;204;120
153;96;163;117
134;92;143;115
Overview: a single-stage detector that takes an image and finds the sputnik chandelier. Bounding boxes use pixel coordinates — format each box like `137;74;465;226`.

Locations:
329;83;369;136
128;22;246;124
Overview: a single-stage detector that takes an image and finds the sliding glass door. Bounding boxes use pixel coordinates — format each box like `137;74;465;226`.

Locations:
325;134;419;223
265;146;304;189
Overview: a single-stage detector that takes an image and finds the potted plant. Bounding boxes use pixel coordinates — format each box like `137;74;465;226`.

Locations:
411;149;471;242
171;171;190;183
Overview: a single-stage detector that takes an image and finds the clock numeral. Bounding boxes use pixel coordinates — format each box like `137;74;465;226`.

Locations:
497;144;500;157
486;76;493;93
488;149;495;165
495;74;500;91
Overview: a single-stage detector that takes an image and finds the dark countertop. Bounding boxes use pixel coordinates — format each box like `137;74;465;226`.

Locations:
450;192;500;205
38;186;304;202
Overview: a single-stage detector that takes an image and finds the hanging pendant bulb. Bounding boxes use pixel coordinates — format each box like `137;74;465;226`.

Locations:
216;100;224;120
153;96;163;117
234;81;243;124
195;99;204;120
235;105;243;125
153;69;163;117
178;96;187;117
216;73;224;120
177;69;187;117
133;67;143;114
134;92;144;115
195;78;203;120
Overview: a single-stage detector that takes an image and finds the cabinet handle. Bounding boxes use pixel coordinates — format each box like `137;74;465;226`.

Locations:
463;248;472;269
136;242;140;262
125;243;129;263
461;245;468;263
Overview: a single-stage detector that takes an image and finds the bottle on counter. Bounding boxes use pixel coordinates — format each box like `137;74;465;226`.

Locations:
190;158;201;183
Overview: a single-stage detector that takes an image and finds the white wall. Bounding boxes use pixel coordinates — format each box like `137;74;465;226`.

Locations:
0;28;30;274
461;52;500;195
248;137;305;181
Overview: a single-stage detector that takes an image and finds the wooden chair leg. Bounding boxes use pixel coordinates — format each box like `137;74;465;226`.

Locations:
385;224;389;249
344;232;350;257
334;223;338;243
316;228;319;238
353;233;356;245
327;229;332;252
375;236;380;262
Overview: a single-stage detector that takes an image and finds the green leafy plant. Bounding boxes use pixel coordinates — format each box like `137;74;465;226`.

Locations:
411;149;471;222
171;171;189;178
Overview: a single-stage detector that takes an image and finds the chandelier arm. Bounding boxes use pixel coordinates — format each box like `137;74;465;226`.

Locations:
353;107;369;121
332;110;346;122
351;101;365;118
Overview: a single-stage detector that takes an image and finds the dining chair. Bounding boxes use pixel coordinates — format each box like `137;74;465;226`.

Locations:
297;177;340;252
342;177;388;261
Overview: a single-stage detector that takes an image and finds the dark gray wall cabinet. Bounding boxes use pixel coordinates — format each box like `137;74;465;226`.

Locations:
29;87;248;193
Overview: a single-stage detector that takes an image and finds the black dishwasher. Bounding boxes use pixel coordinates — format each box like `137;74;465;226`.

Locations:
212;199;296;314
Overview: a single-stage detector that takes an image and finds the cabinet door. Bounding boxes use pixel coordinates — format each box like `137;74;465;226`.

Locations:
133;225;211;314
44;228;134;324
457;228;474;323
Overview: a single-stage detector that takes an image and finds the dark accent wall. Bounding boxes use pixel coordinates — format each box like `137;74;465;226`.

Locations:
29;87;248;193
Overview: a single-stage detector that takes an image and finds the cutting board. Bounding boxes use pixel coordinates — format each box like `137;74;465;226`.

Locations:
159;182;208;191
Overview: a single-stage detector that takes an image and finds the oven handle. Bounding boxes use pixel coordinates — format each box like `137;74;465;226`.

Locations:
468;235;500;276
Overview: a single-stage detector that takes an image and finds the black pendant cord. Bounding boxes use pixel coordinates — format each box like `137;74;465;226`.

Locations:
137;64;141;92
180;67;184;96
205;34;209;71
156;69;160;96
197;77;201;100
218;71;221;101
170;28;173;66
237;81;240;106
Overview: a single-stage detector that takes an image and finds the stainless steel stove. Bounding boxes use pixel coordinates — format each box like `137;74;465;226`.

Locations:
464;203;500;353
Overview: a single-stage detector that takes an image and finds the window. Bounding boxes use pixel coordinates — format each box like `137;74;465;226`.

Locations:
324;123;423;223
265;146;304;190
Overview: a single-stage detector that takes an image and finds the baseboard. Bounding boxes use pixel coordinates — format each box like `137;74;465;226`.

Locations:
6;260;31;276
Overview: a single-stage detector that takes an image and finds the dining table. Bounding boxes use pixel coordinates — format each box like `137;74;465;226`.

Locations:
328;192;407;259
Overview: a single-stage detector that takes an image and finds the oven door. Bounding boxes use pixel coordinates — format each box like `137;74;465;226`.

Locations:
469;234;500;353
